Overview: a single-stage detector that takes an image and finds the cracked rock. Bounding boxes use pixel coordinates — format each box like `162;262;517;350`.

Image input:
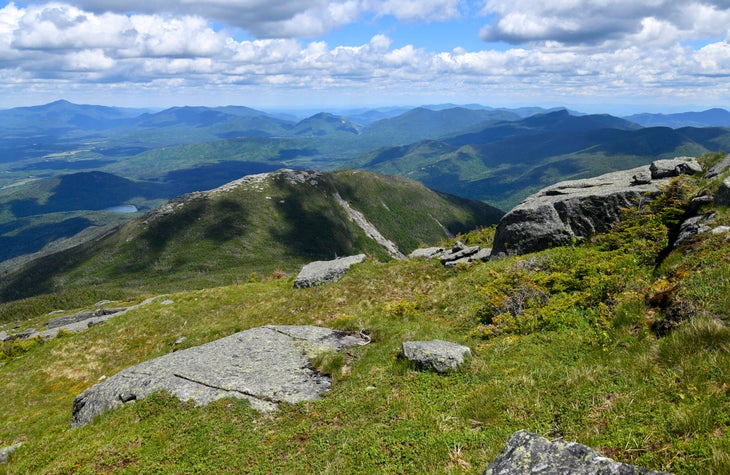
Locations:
483;430;671;475
71;325;368;427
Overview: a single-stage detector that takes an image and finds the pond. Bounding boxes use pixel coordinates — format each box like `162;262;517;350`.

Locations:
105;204;139;213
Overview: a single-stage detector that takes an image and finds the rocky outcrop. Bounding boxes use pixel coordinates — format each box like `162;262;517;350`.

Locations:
1;298;156;342
401;340;471;373
483;430;671;475
409;242;491;267
293;254;366;288
492;158;702;256
71;325;368;427
333;192;405;259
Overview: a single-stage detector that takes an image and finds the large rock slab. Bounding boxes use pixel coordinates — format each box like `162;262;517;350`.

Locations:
402;340;471;373
492;158;702;256
483;430;671;475
293;254;366;288
71;325;368;427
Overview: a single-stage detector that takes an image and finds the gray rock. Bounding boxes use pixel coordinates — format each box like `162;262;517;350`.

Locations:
492;158;703;257
0;330;7;342
492;166;659;256
632;171;652;185
0;443;22;465
650;156;702;179
71;325;368;427
47;308;126;330
711;225;730;235
402;340;471;373
408;247;446;259
3;328;37;342
440;245;480;264
716;178;730;207
444;248;492;268
705;153;730;178
293;254;366;288
675;214;715;247
483;430;671;475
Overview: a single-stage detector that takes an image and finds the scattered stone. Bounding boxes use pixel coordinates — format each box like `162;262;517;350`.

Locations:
409;242;490;267
3;328;36;342
440;243;480;264
650;156;702;179
46;308;126;330
402;340;471;373
95;300;113;307
293;254;366;288
0;443;22;465
161;299;174;306
712;226;730;235
408;247;446;259
0;330;7;342
705;153;730;178
444;248;492;267
631;171;652;185
483;430;671;475
71;325;369;427
174;336;187;346
716;178;730;207
675;214;715;248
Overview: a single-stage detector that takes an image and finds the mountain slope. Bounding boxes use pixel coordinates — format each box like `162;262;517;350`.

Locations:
0;169;502;302
362;107;520;144
353;115;730;210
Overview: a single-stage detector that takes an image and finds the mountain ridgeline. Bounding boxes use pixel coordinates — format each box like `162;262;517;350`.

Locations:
3;100;730;272
0;169;502;302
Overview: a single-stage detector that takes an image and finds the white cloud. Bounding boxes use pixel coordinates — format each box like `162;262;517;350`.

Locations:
1;1;730;109
38;0;465;38
479;0;730;47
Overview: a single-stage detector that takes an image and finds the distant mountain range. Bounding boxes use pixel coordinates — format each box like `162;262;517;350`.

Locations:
349;110;730;209
2;100;730;269
623;108;730;128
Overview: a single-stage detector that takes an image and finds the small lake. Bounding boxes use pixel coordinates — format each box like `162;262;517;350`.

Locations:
105;205;139;213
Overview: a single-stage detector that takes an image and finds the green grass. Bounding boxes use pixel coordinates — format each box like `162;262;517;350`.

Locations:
1;165;729;473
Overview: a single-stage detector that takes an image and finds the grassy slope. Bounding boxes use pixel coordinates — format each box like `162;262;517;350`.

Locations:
1;157;729;473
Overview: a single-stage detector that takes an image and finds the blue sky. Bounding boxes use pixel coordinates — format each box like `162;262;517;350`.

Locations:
1;1;730;114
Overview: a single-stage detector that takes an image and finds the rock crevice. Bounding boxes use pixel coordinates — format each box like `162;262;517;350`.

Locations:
71;325;369;427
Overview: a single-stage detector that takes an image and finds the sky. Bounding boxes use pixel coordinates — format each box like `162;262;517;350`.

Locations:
1;1;730;114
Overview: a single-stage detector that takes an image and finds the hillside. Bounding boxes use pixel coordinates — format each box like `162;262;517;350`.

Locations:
0;169;502;302
0;154;728;473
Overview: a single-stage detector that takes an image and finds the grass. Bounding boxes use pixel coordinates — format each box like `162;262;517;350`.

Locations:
1;164;730;473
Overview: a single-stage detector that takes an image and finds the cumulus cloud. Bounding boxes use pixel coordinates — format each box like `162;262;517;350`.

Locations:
479;0;730;47
1;1;730;108
45;0;463;38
